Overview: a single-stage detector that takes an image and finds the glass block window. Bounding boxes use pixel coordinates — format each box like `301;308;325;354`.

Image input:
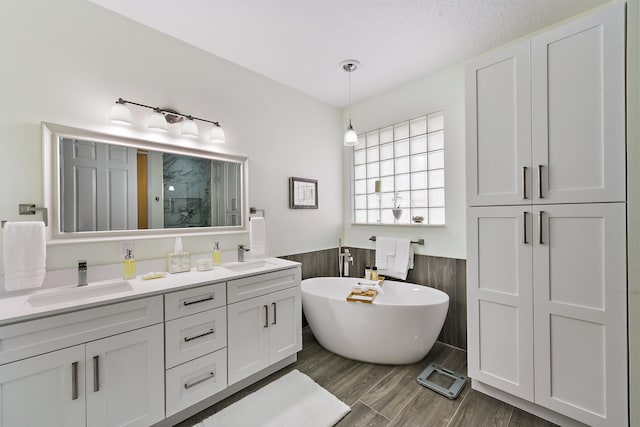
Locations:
352;112;445;225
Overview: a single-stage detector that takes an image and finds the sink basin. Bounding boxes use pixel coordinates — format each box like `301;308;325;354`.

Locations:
26;281;133;307
223;260;277;272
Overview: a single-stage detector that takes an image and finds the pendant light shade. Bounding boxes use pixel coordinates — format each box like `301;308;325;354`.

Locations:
109;98;133;125
341;60;360;147
181;116;199;137
344;121;358;146
148;108;168;132
210;124;226;143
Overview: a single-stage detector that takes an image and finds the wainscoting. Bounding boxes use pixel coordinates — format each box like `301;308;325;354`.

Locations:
280;247;467;350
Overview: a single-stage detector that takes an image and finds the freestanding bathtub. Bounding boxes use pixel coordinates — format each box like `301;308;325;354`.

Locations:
301;277;449;364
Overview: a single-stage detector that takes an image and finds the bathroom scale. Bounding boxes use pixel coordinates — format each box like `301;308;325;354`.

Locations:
416;363;466;400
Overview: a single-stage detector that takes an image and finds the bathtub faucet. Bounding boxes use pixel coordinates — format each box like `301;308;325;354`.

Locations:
338;239;353;277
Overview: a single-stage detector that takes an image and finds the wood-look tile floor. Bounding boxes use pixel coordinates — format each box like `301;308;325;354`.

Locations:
178;328;556;427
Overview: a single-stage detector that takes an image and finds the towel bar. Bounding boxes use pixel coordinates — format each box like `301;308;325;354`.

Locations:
249;207;265;221
369;236;424;245
2;204;49;228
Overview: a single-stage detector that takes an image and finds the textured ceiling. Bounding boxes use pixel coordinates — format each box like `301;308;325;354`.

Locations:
90;0;610;107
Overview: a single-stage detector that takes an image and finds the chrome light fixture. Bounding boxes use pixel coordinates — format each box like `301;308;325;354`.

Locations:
108;98;225;143
341;60;360;147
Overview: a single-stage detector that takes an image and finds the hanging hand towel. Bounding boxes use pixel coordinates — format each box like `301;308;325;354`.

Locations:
3;221;46;291
249;217;266;256
375;237;396;270
391;238;413;281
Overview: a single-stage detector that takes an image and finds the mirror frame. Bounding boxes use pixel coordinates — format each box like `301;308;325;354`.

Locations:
42;122;249;244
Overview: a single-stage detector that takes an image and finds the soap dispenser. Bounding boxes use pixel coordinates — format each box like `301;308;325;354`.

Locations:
212;242;222;266
123;248;136;279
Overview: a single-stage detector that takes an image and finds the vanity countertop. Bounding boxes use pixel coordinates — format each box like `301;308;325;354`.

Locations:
0;257;300;326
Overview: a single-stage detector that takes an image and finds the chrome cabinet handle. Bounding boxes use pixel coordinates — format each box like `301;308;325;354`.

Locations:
184;372;215;389
72;362;79;400
522;211;528;244
272;302;277;325
93;355;100;392
184;328;215;342
538;164;543;198
539;211;544;244
522;166;527;199
183;295;214;306
264;305;269;328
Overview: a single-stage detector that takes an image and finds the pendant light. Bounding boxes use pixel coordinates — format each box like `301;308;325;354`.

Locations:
341;60;360;146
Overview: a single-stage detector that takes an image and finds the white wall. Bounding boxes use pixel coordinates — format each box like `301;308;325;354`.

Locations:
0;0;343;274
342;63;467;259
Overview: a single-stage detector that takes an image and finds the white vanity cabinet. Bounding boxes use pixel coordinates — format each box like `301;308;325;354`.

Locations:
227;268;302;385
0;296;165;427
465;4;627;426
164;282;228;417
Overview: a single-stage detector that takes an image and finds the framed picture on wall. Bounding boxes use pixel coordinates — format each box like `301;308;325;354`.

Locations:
289;177;318;209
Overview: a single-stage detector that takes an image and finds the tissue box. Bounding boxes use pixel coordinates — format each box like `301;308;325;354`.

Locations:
166;252;191;273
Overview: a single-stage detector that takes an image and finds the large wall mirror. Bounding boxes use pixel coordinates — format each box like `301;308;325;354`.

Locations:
42;123;248;242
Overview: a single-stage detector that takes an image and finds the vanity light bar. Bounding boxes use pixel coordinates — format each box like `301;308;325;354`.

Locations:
109;98;225;142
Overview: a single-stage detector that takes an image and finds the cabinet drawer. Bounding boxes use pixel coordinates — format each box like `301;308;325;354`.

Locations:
165;307;227;368
227;268;301;304
0;296;163;365
165;282;226;321
165;348;227;417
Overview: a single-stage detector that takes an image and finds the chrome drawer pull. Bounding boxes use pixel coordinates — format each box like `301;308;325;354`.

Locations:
538;164;543;198
522;166;527;199
93;355;100;392
183;295;214;306
184;371;215;389
184;328;215;342
71;361;79;400
522;211;528;244
539;211;544;244
264;305;269;328
272;302;277;325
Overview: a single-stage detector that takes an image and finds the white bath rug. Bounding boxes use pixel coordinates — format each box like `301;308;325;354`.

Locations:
194;369;350;427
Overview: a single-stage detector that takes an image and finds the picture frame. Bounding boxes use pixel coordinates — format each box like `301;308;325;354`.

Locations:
289;177;318;209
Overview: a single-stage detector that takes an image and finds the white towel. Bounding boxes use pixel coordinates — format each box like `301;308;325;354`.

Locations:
376;237;414;281
249;217;266;256
3;221;46;291
375;237;396;270
352;283;384;295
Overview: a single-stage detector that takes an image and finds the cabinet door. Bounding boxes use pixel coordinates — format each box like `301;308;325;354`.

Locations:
466;206;534;401
466;41;532;206
533;203;627;426
85;324;164;427
531;3;625;204
0;345;85;427
268;287;302;364
227;295;270;385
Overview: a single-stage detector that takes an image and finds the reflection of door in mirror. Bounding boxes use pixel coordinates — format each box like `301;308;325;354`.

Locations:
61;138;137;232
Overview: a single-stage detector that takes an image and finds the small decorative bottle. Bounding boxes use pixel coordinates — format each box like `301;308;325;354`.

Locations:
212;242;222;266
371;266;379;281
123;248;136;279
364;266;371;280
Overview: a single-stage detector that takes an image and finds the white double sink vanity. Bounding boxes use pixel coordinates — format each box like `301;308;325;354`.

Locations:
0;257;302;427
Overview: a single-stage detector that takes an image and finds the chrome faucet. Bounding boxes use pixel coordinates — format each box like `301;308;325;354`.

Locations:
237;244;250;262
338;239;353;277
78;260;88;286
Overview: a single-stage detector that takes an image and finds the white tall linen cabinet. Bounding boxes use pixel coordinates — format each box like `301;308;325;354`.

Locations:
465;3;627;426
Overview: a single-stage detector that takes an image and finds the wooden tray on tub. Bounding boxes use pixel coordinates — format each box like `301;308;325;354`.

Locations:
346;278;384;304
